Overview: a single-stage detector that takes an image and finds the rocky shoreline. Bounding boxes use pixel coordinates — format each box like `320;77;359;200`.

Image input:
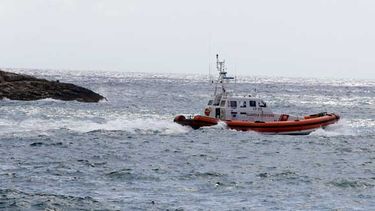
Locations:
0;70;104;102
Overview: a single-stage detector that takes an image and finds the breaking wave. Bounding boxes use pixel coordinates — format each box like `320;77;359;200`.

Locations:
0;116;190;136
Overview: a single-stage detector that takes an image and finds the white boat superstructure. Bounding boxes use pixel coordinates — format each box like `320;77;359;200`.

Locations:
204;54;299;122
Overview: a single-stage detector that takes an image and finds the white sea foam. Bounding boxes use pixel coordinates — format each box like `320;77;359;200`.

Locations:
0;116;191;136
310;119;356;137
206;121;228;129
36;98;65;102
70;118;191;135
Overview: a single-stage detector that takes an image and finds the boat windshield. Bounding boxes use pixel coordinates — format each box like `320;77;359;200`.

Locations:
259;101;267;107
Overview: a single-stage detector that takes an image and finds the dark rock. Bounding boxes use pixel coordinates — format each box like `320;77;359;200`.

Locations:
0;70;104;102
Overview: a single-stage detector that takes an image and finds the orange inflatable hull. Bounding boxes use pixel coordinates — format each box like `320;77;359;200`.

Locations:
174;113;340;135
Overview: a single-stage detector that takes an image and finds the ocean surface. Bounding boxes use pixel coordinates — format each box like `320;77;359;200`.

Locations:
0;69;374;210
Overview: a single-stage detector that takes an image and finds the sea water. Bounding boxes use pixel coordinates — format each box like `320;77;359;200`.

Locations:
0;69;374;210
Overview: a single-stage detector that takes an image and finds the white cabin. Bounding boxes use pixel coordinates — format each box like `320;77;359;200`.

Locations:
205;94;276;122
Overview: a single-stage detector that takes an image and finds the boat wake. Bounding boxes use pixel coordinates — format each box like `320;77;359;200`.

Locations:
310;119;356;137
0;116;191;136
73;118;191;135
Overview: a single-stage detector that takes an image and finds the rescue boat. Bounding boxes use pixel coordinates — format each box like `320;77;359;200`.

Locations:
174;54;340;135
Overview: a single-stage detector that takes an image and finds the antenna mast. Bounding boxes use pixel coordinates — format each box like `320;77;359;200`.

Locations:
214;54;234;96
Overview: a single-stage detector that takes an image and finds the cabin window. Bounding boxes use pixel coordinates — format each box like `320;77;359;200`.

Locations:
259;101;267;107
240;101;246;108
220;100;226;107
230;101;237;108
208;100;213;105
250;101;256;107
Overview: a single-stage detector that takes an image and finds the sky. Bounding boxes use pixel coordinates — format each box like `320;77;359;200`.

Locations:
1;0;375;79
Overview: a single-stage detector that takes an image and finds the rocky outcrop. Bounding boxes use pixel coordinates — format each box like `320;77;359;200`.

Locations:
0;70;104;102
